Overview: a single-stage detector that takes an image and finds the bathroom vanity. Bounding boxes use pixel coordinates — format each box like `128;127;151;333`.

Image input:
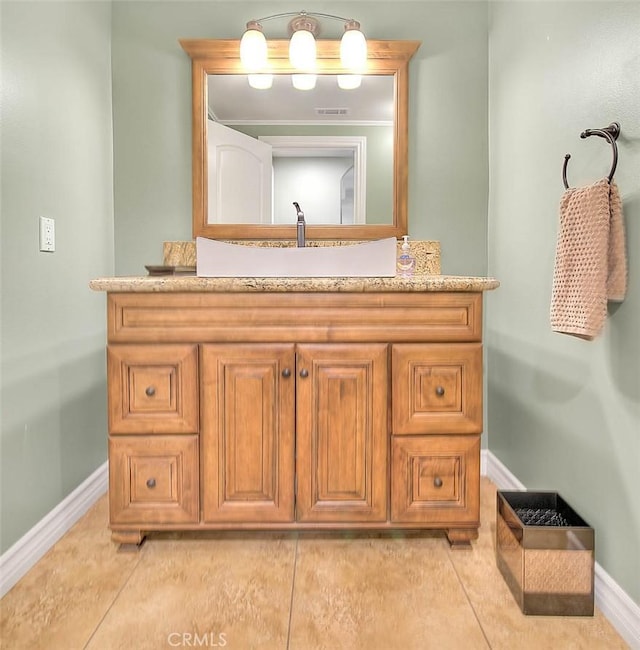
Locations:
89;37;500;549
90;274;498;547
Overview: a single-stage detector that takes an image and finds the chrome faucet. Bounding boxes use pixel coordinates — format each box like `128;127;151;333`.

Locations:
293;202;306;247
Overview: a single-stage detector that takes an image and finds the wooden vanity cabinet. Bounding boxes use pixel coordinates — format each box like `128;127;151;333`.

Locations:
104;291;485;546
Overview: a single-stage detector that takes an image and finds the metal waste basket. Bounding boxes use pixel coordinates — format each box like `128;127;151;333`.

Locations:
496;491;594;616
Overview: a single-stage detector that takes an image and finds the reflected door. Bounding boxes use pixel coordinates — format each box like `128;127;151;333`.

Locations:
207;121;273;223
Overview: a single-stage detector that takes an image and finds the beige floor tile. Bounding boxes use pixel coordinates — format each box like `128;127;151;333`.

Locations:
288;533;489;650
0;495;140;650
84;533;297;650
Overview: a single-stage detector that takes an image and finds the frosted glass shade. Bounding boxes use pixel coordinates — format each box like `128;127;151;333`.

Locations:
248;74;273;90
337;75;362;90
289;29;316;70
291;74;317;90
240;25;268;71
340;25;367;70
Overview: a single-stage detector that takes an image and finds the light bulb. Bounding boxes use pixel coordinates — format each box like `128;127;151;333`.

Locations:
337;75;362;90
289;29;316;70
291;74;317;91
240;22;267;71
248;74;273;90
340;21;367;70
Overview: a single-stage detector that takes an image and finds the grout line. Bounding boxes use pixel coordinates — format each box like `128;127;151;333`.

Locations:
82;545;147;649
446;549;494;649
286;535;300;650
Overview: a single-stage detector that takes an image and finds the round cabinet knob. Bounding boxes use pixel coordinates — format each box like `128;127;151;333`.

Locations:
299;368;309;379
146;478;156;489
433;477;443;488
145;386;156;397
282;368;292;378
435;386;445;397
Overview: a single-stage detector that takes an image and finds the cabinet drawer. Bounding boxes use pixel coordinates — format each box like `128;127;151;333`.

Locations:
109;435;199;525
392;343;482;434
391;435;480;524
108;344;198;434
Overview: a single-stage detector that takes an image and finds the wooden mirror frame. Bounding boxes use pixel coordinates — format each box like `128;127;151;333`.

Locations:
180;39;420;240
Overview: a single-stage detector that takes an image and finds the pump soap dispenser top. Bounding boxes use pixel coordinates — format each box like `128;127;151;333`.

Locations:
397;235;416;276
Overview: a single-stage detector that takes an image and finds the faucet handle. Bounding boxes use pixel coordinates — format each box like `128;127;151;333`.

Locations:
293;202;304;220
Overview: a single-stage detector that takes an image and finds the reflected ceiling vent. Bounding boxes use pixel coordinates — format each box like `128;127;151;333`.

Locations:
315;107;349;116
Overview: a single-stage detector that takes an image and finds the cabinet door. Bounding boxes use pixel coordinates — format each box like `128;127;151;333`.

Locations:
201;344;295;522
392;343;482;434
108;344;199;434
296;343;388;522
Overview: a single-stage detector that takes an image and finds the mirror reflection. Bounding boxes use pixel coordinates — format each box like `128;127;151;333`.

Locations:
206;74;395;226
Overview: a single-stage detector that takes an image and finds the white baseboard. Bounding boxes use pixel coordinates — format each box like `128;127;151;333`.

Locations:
484;449;640;650
482;448;526;489
0;461;108;598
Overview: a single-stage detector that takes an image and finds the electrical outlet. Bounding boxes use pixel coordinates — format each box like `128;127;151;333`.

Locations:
39;216;55;252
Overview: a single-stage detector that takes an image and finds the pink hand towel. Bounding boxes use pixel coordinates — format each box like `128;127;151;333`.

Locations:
551;178;627;340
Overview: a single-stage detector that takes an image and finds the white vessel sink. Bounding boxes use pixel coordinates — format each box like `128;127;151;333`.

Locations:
196;237;398;278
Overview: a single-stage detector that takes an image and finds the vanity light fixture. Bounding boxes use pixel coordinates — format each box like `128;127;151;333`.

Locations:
339;20;367;69
288;14;318;71
240;21;269;70
240;11;367;90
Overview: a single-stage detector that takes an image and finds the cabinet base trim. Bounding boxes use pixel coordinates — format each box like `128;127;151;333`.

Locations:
109;521;481;533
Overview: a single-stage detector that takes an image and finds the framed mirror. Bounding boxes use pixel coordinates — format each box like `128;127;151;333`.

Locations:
180;39;420;240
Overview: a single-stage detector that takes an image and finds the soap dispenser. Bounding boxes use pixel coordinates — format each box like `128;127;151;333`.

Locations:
397;235;416;276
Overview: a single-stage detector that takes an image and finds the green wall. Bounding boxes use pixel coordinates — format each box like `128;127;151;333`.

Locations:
487;1;640;603
0;2;114;552
111;1;489;276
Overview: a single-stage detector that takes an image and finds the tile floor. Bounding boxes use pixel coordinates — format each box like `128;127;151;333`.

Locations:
0;478;627;649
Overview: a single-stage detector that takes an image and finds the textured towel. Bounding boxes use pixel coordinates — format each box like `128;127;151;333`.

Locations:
551;178;627;340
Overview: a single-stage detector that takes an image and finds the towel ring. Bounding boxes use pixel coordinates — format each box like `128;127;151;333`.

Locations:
562;122;620;190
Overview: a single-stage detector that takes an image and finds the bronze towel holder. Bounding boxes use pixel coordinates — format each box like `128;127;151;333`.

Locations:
562;122;620;189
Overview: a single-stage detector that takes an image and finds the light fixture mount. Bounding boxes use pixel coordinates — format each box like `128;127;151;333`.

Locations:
344;19;361;33
288;15;320;38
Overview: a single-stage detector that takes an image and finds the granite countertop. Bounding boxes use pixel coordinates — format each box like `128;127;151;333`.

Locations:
89;275;500;293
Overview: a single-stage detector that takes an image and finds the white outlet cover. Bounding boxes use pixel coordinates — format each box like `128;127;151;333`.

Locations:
39;216;55;252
